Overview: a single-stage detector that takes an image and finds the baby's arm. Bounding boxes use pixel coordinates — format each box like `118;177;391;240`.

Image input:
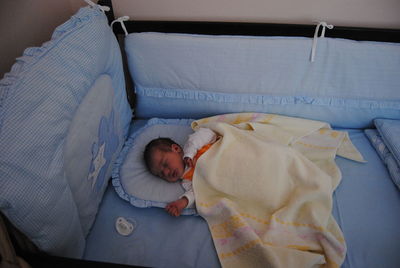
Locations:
183;128;217;160
165;197;188;217
165;180;194;217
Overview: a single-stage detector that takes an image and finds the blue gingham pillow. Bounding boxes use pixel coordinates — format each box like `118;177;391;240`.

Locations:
0;6;131;258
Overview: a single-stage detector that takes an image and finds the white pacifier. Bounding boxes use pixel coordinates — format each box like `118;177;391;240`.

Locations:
115;217;136;236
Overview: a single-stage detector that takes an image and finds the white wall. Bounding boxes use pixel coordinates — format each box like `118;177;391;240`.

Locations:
0;0;87;78
113;0;400;29
1;0;399;78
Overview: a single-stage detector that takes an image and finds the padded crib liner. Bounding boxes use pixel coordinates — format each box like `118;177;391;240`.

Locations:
126;32;400;128
86;119;400;268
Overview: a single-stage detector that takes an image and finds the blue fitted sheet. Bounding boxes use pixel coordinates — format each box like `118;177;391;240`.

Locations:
84;120;400;268
332;129;400;268
84;120;220;267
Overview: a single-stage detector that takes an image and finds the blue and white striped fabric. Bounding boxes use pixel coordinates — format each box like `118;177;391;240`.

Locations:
0;6;131;258
365;129;400;190
125;33;400;128
375;119;400;166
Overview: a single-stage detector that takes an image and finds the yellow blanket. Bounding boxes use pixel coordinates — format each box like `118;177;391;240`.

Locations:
191;113;364;268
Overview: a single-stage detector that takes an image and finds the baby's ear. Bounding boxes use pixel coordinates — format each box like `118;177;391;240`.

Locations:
171;144;182;152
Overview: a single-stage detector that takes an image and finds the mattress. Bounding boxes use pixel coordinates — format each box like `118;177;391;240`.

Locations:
84;120;400;268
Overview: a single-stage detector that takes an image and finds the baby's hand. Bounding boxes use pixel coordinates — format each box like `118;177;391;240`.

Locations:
184;157;194;168
165;197;189;217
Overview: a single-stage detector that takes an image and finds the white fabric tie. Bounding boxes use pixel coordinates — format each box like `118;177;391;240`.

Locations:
84;0;110;13
310;21;334;62
111;16;130;36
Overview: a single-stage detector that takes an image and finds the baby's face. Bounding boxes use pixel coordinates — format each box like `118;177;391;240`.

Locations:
150;144;185;182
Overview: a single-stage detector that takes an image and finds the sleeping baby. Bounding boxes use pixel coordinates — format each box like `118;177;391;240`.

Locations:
144;128;217;217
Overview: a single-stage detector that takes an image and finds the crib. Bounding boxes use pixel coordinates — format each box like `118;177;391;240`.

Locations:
1;1;400;267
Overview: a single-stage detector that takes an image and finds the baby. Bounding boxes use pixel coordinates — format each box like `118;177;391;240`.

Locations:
144;127;217;217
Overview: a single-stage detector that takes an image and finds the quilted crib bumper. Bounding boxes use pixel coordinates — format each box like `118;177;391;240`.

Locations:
125;32;400;128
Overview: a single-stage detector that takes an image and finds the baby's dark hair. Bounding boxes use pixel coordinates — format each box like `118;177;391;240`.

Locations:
143;137;177;171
